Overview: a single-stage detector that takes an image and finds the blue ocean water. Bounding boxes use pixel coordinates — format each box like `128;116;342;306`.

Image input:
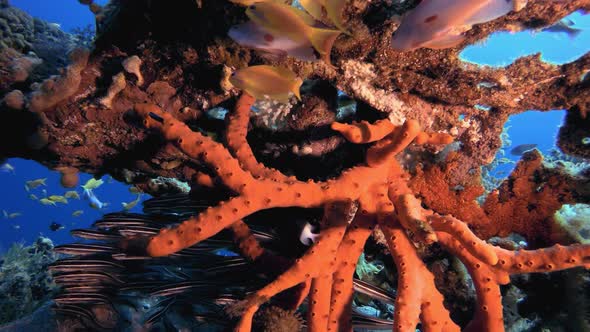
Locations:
10;0;109;32
461;11;590;66
0;159;146;248
0;2;589;253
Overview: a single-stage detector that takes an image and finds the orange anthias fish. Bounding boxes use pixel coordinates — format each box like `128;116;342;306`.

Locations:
300;0;349;33
245;2;341;65
229;21;318;62
229;65;303;102
391;0;524;51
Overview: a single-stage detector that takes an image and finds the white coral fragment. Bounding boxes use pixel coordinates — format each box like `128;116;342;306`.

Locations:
342;60;409;125
100;72;126;109
122;55;144;86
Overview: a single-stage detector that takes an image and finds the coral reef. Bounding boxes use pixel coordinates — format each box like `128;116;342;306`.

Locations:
0;237;58;325
44;94;588;332
0;0;589;331
0;3;81;90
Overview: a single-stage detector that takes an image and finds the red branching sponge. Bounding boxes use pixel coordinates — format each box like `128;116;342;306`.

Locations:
129;94;590;332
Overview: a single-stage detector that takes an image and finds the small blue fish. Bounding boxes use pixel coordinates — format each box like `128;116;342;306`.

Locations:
0;163;15;174
542;18;582;39
83;189;109;210
510;144;537;156
50;221;65;232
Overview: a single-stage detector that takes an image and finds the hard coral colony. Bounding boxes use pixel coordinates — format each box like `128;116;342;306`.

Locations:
0;0;589;331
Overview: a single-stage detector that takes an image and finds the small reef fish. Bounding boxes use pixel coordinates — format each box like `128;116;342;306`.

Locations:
391;0;522;51
510;144;538;156
50;221;65;232
245;2;341;65
541;18;582;38
230;65;303;102
299;0;324;22
82;178;104;191
64;191;81;200
2;210;22;219
48;195;68;204
83;189;109;210
25;178;47;191
231;0;349;33
0;163;15;174
40;198;57;206
299;0;349;33
497;157;514;164
229;21;318;62
299;221;320;246
161;159;183;170
122;194;142;211
72;210;84;217
29;194;39;200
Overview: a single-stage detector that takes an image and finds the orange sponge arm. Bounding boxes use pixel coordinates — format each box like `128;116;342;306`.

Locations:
430;214;499;266
230;220;264;261
135;103;256;193
366;120;422;167
331;119;396;143
494;243;590;274
308;276;333;331
146;196;260;257
380;220;459;332
437;219;590;332
225;93;291;182
327;214;375;331
437;232;505;332
393;193;437;244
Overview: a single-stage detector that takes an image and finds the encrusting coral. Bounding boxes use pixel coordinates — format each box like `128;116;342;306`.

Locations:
410;149;587;245
28;48;89;112
123;93;590;332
